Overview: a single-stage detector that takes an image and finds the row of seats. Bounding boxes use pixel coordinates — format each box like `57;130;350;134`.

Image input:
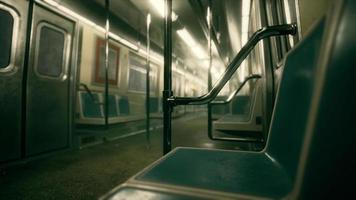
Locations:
76;91;160;124
211;95;251;118
101;0;356;198
213;81;263;138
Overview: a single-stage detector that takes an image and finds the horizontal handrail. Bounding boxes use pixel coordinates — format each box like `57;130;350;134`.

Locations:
211;74;261;105
168;23;297;106
79;83;103;105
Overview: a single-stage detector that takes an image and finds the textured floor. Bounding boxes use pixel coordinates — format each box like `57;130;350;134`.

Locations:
0;114;249;200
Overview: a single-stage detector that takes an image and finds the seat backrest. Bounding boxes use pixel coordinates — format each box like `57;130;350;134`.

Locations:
80;91;103;118
265;19;325;179
149;97;159;113
108;94;118;117
231;95;251;115
118;96;130;115
297;0;356;198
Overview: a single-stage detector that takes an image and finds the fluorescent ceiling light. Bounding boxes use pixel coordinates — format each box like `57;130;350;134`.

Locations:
177;28;196;47
149;0;178;21
177;28;207;59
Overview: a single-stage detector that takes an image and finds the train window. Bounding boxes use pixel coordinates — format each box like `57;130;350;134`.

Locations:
35;24;67;78
149;64;158;94
172;73;179;95
0;9;13;69
172;73;185;96
129;54;146;92
94;38;120;85
0;5;18;71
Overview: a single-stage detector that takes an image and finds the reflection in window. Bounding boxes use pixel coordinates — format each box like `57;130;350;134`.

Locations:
172;73;181;96
149;64;158;93
129;54;146;92
37;25;65;77
128;54;157;93
0;9;14;69
95;38;120;85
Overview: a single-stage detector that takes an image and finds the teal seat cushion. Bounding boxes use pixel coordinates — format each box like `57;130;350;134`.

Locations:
80;92;102;118
118;96;130;115
108;95;118;117
104;186;204;200
136;148;292;199
217;113;251;123
149;97;159;113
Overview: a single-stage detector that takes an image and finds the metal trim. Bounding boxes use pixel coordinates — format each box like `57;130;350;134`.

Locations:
168;24;297;106
0;3;20;74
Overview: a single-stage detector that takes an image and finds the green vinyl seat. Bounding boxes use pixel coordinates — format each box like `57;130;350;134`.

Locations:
108;94;119;117
102;0;356;198
118;96;130;115
133;17;323;197
79;91;103;118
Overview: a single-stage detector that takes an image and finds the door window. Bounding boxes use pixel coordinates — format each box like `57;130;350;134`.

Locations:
0;5;18;72
35;23;68;78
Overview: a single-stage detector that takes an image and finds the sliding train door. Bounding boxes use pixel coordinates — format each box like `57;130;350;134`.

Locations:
25;3;75;156
0;0;28;162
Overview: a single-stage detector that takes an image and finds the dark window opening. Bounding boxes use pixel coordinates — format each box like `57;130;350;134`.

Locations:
0;9;14;69
37;25;65;77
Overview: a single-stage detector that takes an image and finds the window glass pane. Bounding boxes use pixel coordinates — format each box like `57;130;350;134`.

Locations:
149;65;157;93
37;26;65;77
0;9;14;69
128;54;147;92
98;44;119;82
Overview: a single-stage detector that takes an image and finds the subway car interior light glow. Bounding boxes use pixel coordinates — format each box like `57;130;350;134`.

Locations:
0;0;355;199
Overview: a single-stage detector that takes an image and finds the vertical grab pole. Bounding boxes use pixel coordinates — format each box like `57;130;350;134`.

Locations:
163;0;173;154
104;0;110;128
146;13;151;147
207;4;213;138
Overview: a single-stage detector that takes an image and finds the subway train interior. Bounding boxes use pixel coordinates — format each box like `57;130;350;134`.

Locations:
0;0;355;199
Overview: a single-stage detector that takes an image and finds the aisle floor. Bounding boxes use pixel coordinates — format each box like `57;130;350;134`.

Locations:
0;114;242;200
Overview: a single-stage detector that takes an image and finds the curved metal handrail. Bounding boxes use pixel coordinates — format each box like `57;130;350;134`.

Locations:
210;74;261;105
168;23;297;106
79;83;103;105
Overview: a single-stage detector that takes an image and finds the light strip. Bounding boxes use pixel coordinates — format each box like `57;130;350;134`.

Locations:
149;0;178;21
176;28;207;59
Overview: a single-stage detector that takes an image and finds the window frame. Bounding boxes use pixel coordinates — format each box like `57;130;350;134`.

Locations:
94;37;120;85
127;52;157;94
148;63;158;95
34;22;71;80
0;3;19;73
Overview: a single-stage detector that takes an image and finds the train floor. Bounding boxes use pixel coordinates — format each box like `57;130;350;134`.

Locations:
0;113;247;200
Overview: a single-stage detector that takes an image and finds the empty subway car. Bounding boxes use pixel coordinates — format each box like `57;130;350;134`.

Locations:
1;0;356;199
0;0;207;163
